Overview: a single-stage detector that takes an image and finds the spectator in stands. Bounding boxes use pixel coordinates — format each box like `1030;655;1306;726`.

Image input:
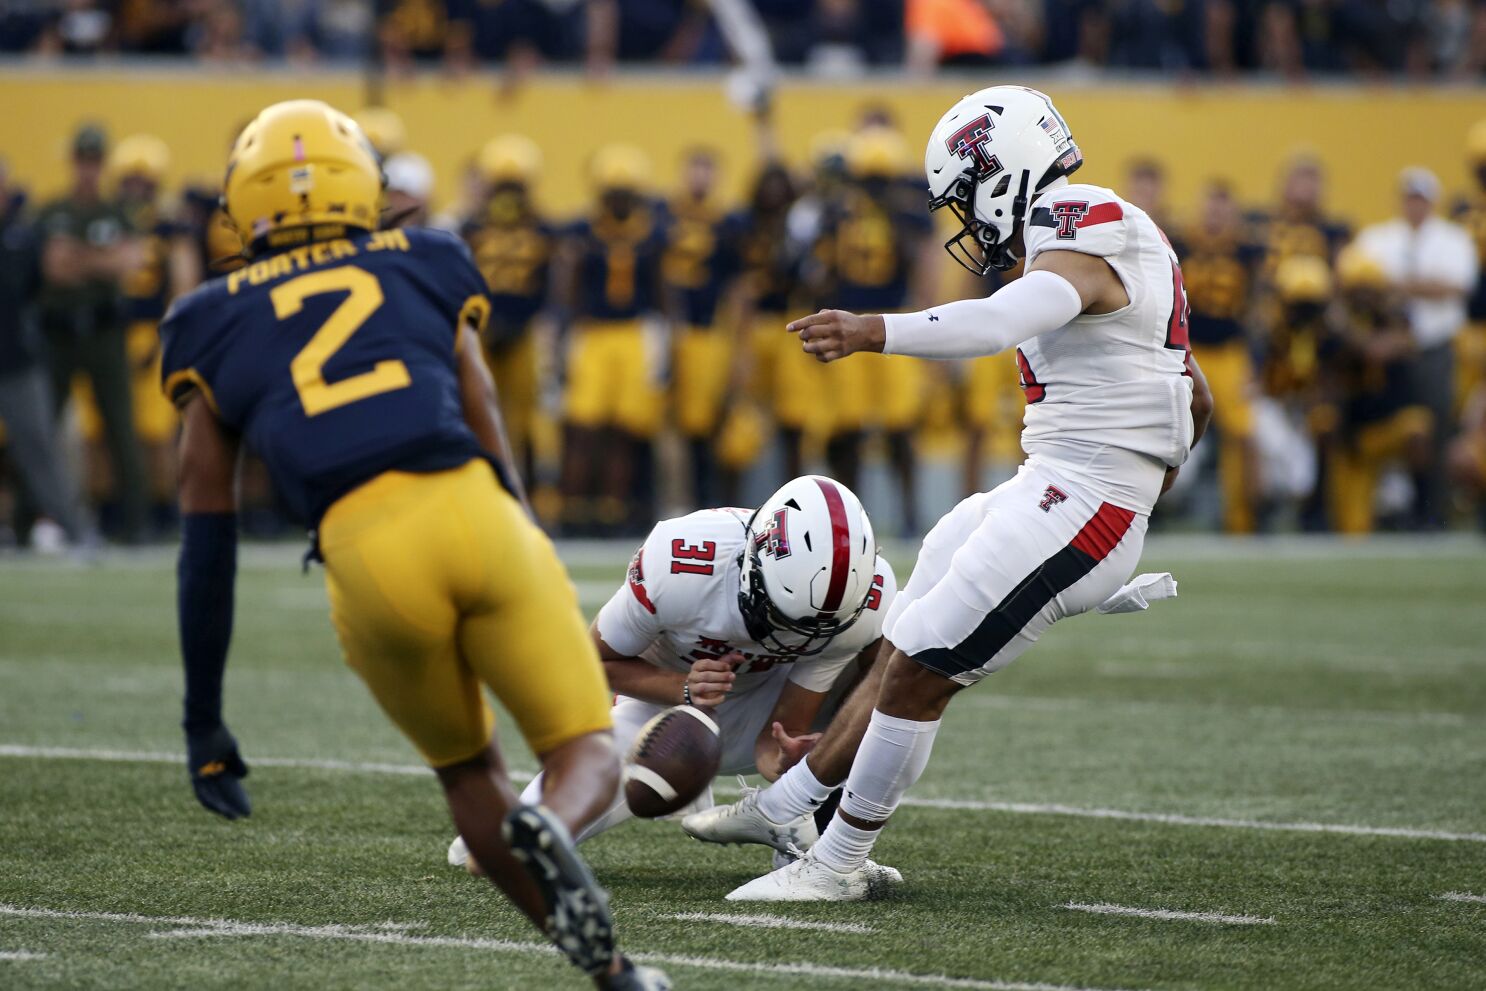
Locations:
1105;0;1203;71
904;0;1006;74
0;157;92;549
34;124;149;542
1356;167;1478;526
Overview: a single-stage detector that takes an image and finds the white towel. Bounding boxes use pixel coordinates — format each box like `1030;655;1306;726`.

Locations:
1095;572;1178;614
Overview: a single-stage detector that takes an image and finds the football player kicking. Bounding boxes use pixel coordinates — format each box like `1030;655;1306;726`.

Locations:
450;475;901;888
164;100;666;989
684;85;1212;901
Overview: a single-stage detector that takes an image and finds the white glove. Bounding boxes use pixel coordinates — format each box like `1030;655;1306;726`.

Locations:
1096;572;1178;614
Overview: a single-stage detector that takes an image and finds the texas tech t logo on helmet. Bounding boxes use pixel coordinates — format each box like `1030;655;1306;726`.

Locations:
945;114;1003;180
1051;201;1089;240
754;508;792;559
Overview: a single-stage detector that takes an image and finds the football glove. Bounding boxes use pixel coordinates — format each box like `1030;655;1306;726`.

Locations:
186;723;251;820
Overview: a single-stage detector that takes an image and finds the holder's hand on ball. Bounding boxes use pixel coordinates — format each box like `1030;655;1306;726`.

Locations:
789;310;886;363
685;652;741;708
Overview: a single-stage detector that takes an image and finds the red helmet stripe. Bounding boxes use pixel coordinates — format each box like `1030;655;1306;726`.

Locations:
815;478;851;613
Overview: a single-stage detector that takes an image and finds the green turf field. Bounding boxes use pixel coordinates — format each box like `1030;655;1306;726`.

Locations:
1;538;1484;990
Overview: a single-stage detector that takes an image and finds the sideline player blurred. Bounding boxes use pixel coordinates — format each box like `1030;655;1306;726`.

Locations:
806;126;937;533
464;134;554;485
451;476;899;882
557;144;667;536
687;85;1209;901
1174;180;1262;532
72;134;200;529
161;100;666;990
663;146;741;507
1321;248;1431;534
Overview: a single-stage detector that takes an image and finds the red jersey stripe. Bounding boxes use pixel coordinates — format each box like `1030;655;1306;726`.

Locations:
1077;202;1124;229
627;548;656;614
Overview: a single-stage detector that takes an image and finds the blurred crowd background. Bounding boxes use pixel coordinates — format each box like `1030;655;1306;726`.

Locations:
1;2;1485;551
3;0;1486;78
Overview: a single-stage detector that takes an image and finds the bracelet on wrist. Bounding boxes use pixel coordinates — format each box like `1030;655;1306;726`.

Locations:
682;681;693;707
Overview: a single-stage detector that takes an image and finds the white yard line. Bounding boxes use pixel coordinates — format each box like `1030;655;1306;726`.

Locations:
964;692;1470;727
900;796;1486;844
1435;892;1486;904
1064;902;1274;926
3;742;1482;844
0;951;47;961
0;905;1139;991
666;912;873;934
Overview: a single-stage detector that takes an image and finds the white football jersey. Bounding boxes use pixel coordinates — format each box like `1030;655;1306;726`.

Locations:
1017;182;1195;513
595;508;897;695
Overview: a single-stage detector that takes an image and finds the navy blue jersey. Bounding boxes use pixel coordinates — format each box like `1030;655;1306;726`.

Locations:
462;216;554;347
568;207;667;321
1173;231;1263;347
729;207;799;315
662;202;740;327
160;227;492;525
815;191;932;313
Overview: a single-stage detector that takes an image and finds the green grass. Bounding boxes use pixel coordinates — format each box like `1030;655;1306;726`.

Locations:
1;538;1485;990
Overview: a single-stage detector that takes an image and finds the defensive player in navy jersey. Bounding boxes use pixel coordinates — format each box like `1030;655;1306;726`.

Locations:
160;100;667;991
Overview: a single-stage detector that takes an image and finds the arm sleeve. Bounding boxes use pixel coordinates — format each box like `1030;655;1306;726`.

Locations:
178;512;238;734
593;535;666;657
881;269;1084;360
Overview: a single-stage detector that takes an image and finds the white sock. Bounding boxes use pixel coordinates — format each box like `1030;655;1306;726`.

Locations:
811;816;878;872
758;755;834;823
811;709;940;872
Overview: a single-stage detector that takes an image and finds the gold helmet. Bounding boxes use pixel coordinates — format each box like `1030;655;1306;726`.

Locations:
479;134;542;185
352;106;406;160
1274;254;1333;303
110;134;170;184
224;99;382;250
590;143;650;192
846;126;908;180
1336;245;1388;292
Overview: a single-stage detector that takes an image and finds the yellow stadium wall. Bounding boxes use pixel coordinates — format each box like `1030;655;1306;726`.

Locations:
2;67;1484;228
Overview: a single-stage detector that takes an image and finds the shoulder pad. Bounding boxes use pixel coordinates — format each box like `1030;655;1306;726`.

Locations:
1026;185;1128;260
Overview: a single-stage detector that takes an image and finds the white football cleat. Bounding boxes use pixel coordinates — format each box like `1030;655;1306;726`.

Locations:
447;834;469;869
724;852;901;902
681;781;817;854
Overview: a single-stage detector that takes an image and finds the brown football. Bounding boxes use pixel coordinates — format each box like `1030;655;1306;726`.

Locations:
623;705;723;818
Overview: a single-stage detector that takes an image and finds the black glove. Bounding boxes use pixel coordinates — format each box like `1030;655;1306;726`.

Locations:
185;723;251;820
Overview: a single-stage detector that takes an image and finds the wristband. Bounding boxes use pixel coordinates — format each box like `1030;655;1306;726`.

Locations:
683;681;693;707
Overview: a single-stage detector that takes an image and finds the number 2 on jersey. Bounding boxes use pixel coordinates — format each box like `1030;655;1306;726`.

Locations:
270;267;411;417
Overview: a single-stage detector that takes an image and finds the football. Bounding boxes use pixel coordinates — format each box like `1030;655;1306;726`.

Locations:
623;705;723;818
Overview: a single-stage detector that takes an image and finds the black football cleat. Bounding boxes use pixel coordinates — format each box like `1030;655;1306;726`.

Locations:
503;804;616;976
605;956;672;990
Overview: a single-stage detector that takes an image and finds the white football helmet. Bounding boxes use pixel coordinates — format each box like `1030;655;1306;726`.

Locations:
924;85;1083;275
738;475;877;656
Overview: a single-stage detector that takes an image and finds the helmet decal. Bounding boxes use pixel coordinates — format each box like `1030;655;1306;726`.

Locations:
945;113;1003;181
754;507;792;559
